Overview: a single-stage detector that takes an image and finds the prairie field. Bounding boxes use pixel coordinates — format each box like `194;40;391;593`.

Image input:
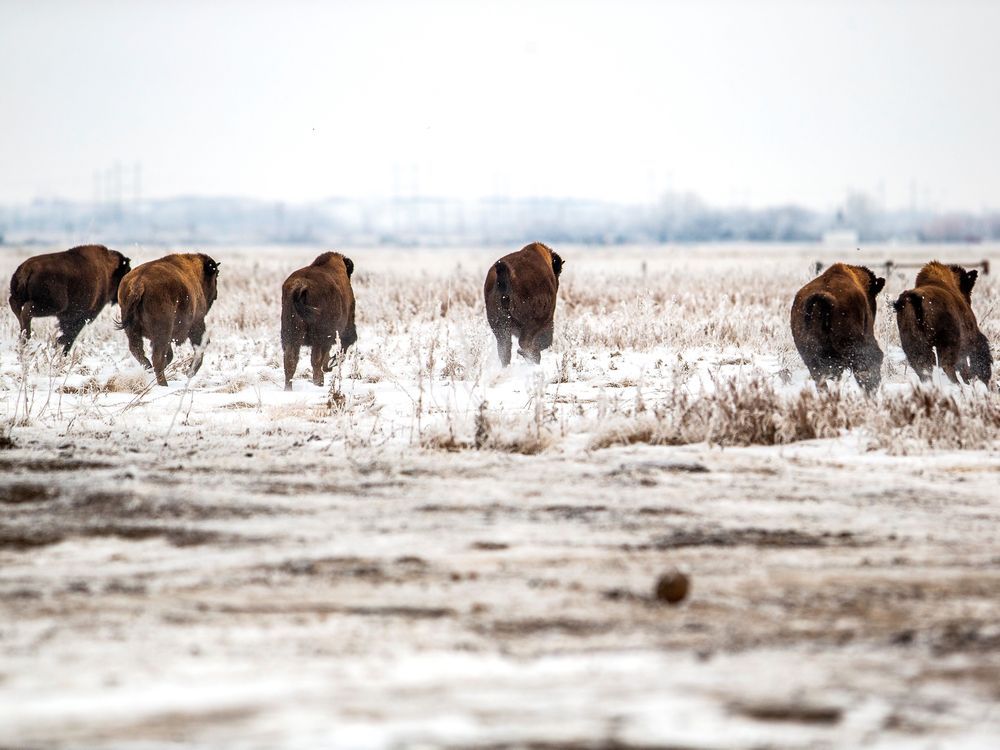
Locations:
2;242;1000;749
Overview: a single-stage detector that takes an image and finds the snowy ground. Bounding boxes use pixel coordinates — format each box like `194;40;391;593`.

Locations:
2;242;999;749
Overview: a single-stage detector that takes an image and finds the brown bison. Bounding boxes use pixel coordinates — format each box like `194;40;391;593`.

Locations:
893;261;992;383
8;244;131;353
790;263;886;393
281;252;357;390
484;242;563;366
117;253;220;386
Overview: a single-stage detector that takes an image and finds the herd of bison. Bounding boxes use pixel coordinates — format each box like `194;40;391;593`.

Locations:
6;241;994;392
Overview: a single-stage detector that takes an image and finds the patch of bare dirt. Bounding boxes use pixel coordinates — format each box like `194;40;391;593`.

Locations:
626;527;860;550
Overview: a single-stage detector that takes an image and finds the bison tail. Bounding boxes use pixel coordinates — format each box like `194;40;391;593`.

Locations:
803;292;835;334
116;284;143;331
893;291;924;329
290;282;319;322
494;260;512;311
9;267;29;311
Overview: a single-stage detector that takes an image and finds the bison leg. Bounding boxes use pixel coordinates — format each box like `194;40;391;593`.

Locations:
516;344;541;364
188;349;205;378
850;343;883;395
320;343;337;373
150;339;171;387
341;323;357;352
57;316;87;354
969;335;993;384
126;328;153;371
516;330;542;364
283;344;301;391
956;345;984;384
517;323;553;364
187;323;208;378
535;322;554;353
16;301;34;340
805;359;838;389
852;365;881;394
310;345;330;387
342;302;358;351
492;323;512;367
901;347;934;381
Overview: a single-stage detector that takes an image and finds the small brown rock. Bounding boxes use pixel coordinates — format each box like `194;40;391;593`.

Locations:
654;569;690;604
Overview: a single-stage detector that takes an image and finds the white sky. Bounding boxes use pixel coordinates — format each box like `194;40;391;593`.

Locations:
2;0;999;210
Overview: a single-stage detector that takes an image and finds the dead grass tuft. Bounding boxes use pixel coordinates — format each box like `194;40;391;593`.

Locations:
590;378;1000;452
421;402;554;455
420;425;471;452
104;372;151;394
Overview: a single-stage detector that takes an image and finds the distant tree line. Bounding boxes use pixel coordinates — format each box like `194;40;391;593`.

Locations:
1;191;997;246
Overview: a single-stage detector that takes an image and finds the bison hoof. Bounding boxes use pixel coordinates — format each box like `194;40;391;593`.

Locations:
284;382;293;392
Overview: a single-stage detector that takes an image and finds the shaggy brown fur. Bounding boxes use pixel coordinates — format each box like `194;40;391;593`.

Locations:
484;242;563;365
281;252;357;390
893;261;992;383
790;263;885;393
117;253;220;386
8;245;131;353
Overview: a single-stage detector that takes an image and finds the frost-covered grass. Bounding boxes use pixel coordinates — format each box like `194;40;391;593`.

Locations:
1;242;997;454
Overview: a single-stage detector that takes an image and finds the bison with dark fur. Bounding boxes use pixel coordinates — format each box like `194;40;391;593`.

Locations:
117;253;220;386
790;263;885;392
484;242;563;366
8;244;131;353
893;261;992;383
281;252;357;390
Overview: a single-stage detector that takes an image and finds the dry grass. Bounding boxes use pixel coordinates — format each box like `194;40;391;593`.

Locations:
103;372;152;394
1;243;997;454
589;377;1000;453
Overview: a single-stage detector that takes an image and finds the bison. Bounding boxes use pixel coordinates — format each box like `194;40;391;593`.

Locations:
281;252;357;390
790;263;886;393
893;261;992;383
484;242;563;366
8;244;131;353
117;253;220;386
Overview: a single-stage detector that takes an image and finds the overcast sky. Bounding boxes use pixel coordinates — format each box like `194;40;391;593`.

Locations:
2;0;999;210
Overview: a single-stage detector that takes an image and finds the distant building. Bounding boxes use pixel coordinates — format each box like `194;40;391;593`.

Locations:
821;229;859;246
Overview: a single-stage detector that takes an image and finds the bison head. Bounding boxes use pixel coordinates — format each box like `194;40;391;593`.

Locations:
551;250;564;278
859;266;885;313
311;252;353;278
950;265;978;302
108;250;132;305
200;255;221;306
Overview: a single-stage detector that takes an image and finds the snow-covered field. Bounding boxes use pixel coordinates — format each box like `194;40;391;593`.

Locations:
2;242;999;749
